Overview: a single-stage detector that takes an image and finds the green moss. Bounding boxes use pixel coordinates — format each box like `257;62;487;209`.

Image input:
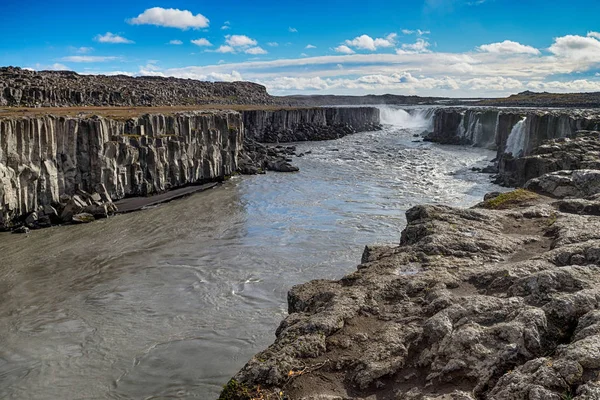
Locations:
482;189;539;210
218;379;253;400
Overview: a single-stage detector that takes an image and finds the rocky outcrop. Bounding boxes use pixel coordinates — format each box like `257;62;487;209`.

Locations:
243;107;381;143
425;108;600;160
237;140;300;175
525;169;600;199
222;189;600;400
0;111;242;229
496;131;600;187
0;67;273;107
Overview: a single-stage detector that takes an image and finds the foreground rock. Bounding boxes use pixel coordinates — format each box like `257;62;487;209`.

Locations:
221;188;600;399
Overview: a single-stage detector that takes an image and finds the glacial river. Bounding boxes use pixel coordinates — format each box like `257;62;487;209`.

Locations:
0;107;504;399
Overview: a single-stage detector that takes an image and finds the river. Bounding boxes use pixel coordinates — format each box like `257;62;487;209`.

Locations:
0;107;504;399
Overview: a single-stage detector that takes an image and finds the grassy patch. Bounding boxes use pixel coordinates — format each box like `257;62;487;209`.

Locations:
219;379;254;400
482;189;539;210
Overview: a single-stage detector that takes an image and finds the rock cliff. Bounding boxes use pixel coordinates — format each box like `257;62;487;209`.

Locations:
0;67;273;107
0;111;242;229
426;108;600;160
243;107;381;143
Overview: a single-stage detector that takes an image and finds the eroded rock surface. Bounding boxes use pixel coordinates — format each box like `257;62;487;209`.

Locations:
223;192;600;400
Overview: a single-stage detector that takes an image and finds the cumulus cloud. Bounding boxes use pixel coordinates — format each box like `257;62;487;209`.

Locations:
60;56;119;62
169;40;183;45
225;35;257;47
478;40;540;55
267;42;279;47
289;27;298;33
94;32;134;44
191;38;212;47
128;7;209;29
587;31;600;39
344;34;396;51
221;21;231;30
215;45;235;53
549;35;600;62
245;46;268;55
334;45;355;54
305;44;316;49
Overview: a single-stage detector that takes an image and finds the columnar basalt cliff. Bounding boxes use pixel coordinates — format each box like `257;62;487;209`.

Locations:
0;111;242;229
0;67;274;107
243;107;381;143
426;108;600;160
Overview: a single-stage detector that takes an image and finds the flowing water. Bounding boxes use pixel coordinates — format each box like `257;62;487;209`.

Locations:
0;107;505;399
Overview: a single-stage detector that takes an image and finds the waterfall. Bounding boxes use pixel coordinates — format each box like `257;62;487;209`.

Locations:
378;106;435;131
504;118;527;157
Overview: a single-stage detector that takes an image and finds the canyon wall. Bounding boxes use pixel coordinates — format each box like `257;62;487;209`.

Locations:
426;108;600;158
0;111;242;228
243;107;381;143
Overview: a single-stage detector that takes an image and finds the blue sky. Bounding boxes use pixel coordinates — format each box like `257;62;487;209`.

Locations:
2;0;600;96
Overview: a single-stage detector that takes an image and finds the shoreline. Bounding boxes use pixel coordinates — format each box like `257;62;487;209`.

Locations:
220;132;600;399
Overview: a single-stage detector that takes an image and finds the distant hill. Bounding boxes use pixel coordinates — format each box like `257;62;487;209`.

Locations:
278;94;451;106
476;91;600;108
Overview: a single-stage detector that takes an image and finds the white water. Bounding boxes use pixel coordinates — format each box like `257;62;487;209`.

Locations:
505;117;528;157
378;106;435;131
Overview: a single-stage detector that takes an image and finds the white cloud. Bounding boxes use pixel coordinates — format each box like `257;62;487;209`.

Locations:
478;40;540;55
549;34;600;62
71;46;93;54
60;56;118;62
128;7;209;29
344;34;396;51
305;44;316;49
334;45;355;54
289;27;298;33
191;38;212;47
588;31;600;40
245;46;267;55
267;42;279;47
215;45;235;53
221;21;231;30
225;35;257;47
169;40;183;45
32;63;70;71
94;32;134;44
402;29;430;36
396;38;431;54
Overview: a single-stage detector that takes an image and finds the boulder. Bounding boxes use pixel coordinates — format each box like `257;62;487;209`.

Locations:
525;170;600;198
71;213;95;224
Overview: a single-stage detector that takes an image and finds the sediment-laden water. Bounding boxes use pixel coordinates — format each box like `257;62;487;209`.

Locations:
0;108;504;399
